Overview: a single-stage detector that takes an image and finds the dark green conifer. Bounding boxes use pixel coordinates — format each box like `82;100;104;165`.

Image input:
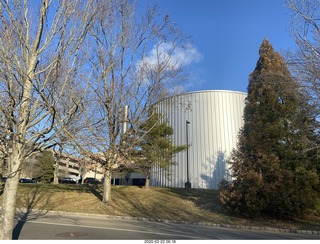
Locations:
134;110;187;188
220;39;319;218
36;151;55;183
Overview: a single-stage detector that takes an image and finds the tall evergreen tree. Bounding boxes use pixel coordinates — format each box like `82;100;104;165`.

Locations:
35;151;55;184
220;39;319;218
134;110;187;188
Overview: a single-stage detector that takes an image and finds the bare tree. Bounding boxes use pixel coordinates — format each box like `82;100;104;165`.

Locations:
0;0;97;239
286;0;320;115
63;0;189;203
20;154;42;179
0;1;196;239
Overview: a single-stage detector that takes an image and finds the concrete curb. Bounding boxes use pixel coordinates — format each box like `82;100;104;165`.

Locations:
19;209;320;236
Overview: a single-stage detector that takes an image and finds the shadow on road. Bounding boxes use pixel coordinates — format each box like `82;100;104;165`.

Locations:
12;185;58;240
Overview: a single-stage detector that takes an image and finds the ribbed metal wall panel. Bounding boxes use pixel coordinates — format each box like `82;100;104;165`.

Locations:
151;90;246;189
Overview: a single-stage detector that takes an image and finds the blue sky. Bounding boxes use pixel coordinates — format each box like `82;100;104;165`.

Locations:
139;0;296;93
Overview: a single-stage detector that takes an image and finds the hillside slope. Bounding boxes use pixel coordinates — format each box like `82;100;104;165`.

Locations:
1;184;319;231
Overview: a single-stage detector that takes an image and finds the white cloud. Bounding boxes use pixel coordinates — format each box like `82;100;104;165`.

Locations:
137;42;202;71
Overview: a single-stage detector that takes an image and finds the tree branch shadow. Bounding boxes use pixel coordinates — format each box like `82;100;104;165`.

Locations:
200;150;230;189
165;151;229;214
86;184;103;201
12;185;60;240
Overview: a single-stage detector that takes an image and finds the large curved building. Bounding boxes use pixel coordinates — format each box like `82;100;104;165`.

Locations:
150;90;246;189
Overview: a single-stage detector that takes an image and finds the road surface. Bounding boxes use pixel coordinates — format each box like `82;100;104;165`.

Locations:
12;212;320;240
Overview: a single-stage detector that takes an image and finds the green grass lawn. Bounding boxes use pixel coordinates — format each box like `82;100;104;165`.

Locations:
1;183;320;231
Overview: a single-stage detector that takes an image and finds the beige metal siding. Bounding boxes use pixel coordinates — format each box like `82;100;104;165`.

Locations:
151;90;246;189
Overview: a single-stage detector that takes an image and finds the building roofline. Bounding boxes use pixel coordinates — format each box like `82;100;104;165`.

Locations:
158;89;247;103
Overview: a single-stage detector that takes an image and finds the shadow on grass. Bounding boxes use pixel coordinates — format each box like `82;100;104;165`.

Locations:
167;188;320;231
106;186;215;222
86;184;103;201
49;183;90;193
106;187;168;220
12;184;61;240
166;188;223;213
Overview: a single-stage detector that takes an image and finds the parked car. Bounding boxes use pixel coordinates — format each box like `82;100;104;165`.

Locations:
59;177;77;184
83;177;100;184
19;178;37;183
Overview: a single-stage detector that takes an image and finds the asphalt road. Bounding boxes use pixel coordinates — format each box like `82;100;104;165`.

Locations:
12;212;320;240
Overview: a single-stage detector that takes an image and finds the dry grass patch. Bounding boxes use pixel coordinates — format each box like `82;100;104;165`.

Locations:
1;183;320;231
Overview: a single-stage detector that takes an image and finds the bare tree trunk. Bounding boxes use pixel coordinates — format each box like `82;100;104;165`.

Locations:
70;0;187;206
0;158;4;182
0;1;96;239
0;32;36;241
0;154;21;240
145;172;150;189
102;169;112;203
53;163;59;184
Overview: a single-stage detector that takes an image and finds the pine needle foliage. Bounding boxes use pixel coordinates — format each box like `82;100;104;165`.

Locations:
219;39;319;219
35;151;55;184
134;110;187;187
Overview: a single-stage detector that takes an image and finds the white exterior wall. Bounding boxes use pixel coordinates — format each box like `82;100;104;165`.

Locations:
150;90;246;189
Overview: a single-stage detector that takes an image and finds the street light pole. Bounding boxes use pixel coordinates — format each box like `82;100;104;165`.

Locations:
185;120;191;188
